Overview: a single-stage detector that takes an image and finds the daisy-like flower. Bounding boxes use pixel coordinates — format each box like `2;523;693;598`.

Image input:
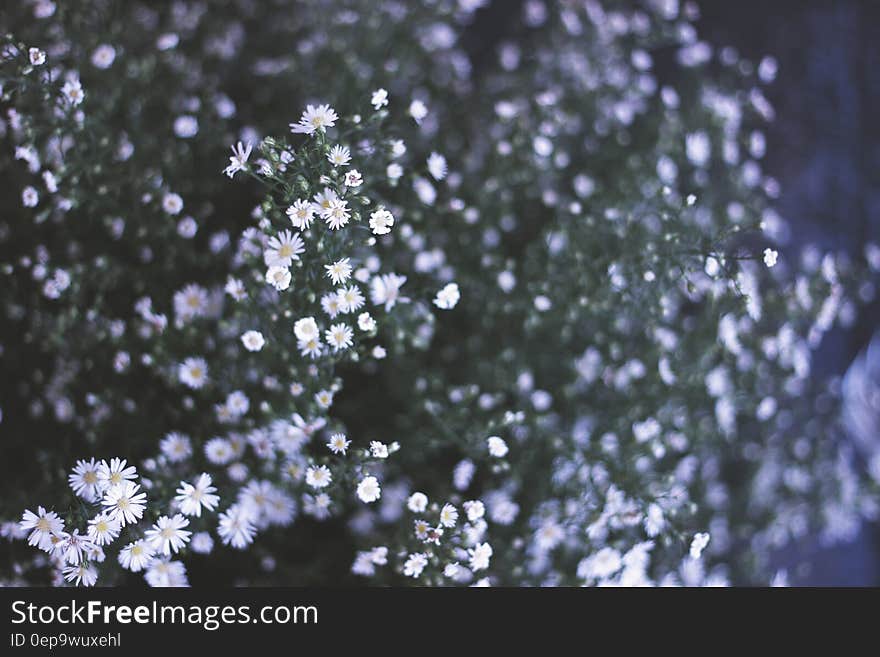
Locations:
403;552;428;578
61;77;84;106
160;432;192;462
102;480;147;526
190;532;214;554
63;563;98;587
344;170;363;187
241;330;265;352
312;187;338;214
286;199;315;230
22;186;39;207
175;473;220;517
409;99;428;124
29;47;46;65
54;530;96;565
371;88;389;110
322;198;351;230
306;465;332;489
427;152;448;180
315;389;334;409
763;248;778;268
369;208;394;235
325;258;353;285
179;357;208;389
97;457;137;491
370;273;407;310
327;144;351;167
407;493;429;513
464;500;485;521
265;266;292;291
357;312;376;331
118;539;155;572
87;512;121;546
433;282;460;310
225;276;247;301
439;503;459;528
217;505;256;549
337;285;365;314
487;436;508;457
468;542;493;571
90;44;116;69
145;559;189;587
298;336;323;359
145;514;191;556
327;433;350;454
290;104;338;134
204;437;234;465
293;316;320;342
162;192;183;215
68;458;102;502
325;323;354;352
20;507;64;550
321;292;343;318
265;230;305;268
224;141;252;178
370;441;389;459
356;476;381;503
174;283;208;321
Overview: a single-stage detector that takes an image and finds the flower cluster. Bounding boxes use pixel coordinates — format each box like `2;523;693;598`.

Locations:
1;0;878;588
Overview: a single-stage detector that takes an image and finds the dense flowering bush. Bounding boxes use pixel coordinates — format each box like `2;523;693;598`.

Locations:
1;0;878;586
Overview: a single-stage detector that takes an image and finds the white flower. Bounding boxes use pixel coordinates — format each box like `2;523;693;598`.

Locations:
61;77;84;105
344;169;363;187
22;186;38;207
20;507;64;551
87;513;121;546
290;104;339;134
327;144;351;167
325;258;353;285
372;346;387;359
357;476;381;503
306;465;333;489
204;437;234;465
265;266;292;291
763;248;778;268
265;230;305;267
357;312;376;331
118;539;155;572
444;563;460;578
162;192;183;215
427;152;448;180
403;552;428;578
370;441;389;459
179;357;208;389
433;282;460;309
217;505;256;549
175;474;220;517
321;198;351;230
337;285;365;314
371;88;389;110
327;433;350;454
160;432;192;462
578;547;622;580
224;141;252;177
286;199;315;230
387;163;403;180
68;458;102;502
145;559;189;587
293;316;320;342
241;330;265;352
63;563;98;587
298;337;323;359
225;276;247;301
487;436;509;457
145;514;191;556
101;481;147;526
28;47;46;66
690;532;711;559
321;292;342;318
439;503;459;528
315;389;334;408
190;532;214;554
174;115;198;138
464;500;485;521
407;492;428;513
409;99;428;124
97;457;137;491
369;208;394;235
325;323;354;352
90;44;116;69
370;273;407;311
468;542;493;571
312;187;338;214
